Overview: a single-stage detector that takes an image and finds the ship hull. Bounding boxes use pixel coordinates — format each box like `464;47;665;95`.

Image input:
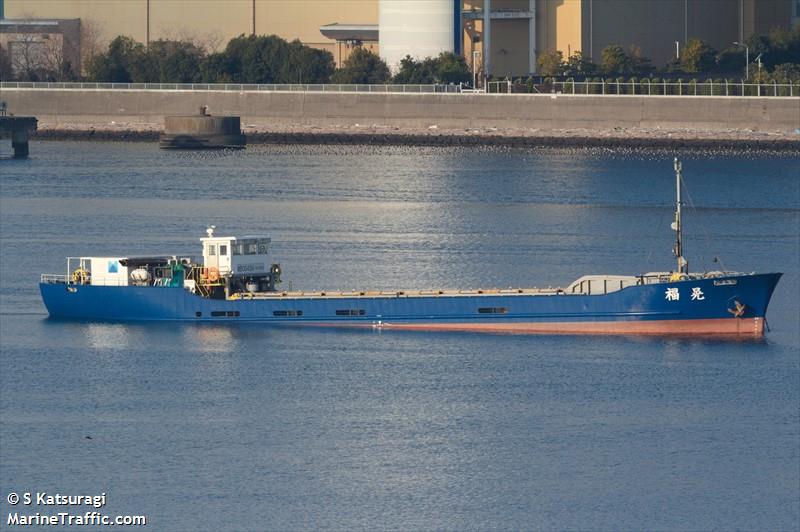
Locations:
39;273;782;336
322;317;766;335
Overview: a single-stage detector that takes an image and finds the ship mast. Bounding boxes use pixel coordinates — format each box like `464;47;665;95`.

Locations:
672;158;688;275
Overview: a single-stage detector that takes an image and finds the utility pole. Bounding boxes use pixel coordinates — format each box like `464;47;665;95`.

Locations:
684;0;688;44
472;50;481;89
252;0;256;35
738;0;744;43
146;0;150;47
483;0;491;81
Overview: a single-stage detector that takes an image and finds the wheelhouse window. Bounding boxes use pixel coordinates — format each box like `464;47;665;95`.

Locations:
220;245;227;256
235;238;269;255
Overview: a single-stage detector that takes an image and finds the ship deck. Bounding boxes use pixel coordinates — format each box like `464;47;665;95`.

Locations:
227;287;565;300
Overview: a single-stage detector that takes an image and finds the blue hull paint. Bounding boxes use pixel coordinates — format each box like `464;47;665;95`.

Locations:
40;273;782;327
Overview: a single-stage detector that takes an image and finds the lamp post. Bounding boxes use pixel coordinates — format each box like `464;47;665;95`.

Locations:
473;50;481;89
733;41;749;80
675;41;679;59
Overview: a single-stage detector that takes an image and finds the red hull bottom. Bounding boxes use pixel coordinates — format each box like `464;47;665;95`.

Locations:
316;317;765;336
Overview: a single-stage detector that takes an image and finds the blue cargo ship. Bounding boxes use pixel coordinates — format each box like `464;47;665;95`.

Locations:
40;160;781;335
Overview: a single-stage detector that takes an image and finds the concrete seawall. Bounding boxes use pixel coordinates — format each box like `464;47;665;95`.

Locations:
2;89;799;132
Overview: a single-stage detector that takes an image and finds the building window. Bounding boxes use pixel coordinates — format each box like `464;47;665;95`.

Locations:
220;245;227;256
208;245;216;256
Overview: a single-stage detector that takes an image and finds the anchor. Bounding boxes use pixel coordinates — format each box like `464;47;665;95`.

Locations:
727;300;746;318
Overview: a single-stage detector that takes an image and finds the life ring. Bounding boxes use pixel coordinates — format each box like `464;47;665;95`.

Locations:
71;268;90;285
208;267;220;282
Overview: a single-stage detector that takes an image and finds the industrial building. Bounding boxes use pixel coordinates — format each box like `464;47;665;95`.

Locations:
1;0;795;78
1;0;380;68
0;17;81;78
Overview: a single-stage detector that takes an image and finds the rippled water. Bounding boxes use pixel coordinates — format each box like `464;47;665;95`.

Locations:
1;142;798;530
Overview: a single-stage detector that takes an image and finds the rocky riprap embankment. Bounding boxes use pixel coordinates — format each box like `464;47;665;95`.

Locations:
31;122;800;152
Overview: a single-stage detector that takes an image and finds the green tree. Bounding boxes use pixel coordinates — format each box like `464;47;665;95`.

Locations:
434;51;470;84
716;47;746;73
0;44;13;81
126;43;158;82
201;34;333;84
87;37;208;83
744;33;771;63
331;47;390;84
600;45;629;75
241;35;289;83
771;62;800;82
148;40;205;83
762;27;800;68
562;51;597;77
680;39;717;73
281;39;335;83
199;51;238;83
393;55;435;83
394;52;470;84
537;50;564;76
207;34;286;83
628;45;653;76
86;36;146;82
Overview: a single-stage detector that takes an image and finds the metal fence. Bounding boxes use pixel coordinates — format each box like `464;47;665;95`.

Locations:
488;79;799;97
0;81;462;93
3;80;798;97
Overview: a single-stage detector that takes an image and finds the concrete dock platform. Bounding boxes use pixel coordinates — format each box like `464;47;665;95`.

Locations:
0;115;38;158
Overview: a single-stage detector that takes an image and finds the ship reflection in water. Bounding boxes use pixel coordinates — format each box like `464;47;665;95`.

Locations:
85;323;132;352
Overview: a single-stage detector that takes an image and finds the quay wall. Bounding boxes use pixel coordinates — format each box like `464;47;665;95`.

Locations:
1;89;799;132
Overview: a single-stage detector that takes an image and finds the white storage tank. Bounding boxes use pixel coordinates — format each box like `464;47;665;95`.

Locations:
379;0;455;73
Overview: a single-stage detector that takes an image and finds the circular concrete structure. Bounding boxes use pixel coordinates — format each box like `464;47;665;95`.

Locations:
379;0;454;73
159;114;246;149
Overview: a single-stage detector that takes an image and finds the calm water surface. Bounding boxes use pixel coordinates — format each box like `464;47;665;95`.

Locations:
1;142;798;530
